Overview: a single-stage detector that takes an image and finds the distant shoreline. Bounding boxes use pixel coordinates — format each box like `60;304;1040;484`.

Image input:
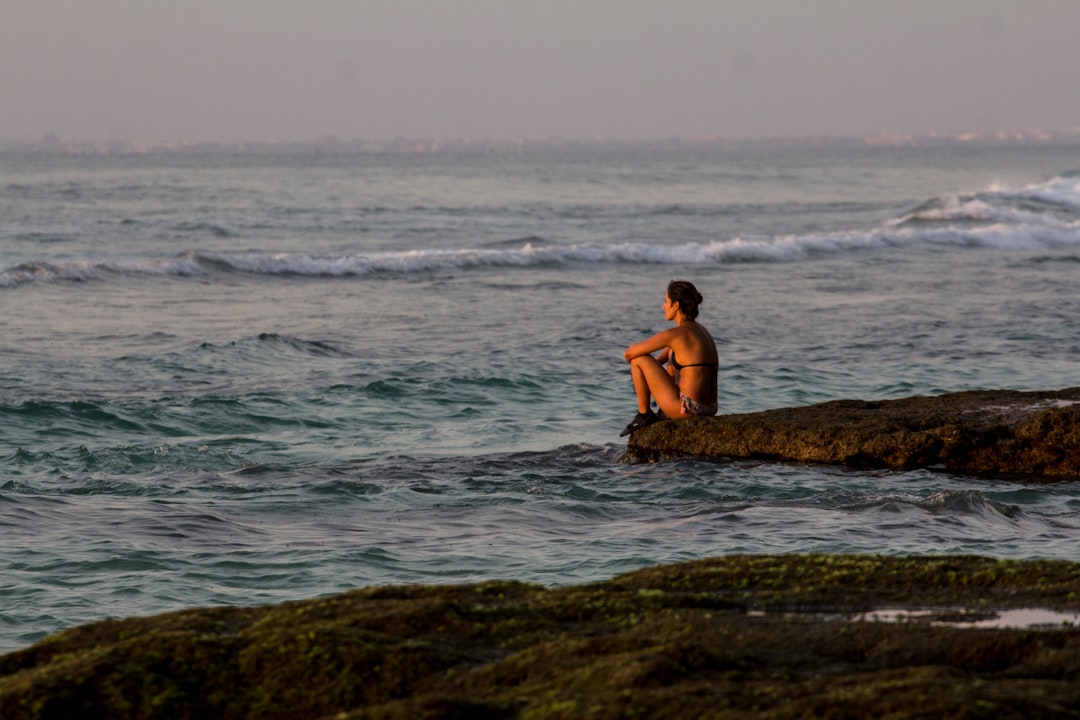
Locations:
5;128;1080;156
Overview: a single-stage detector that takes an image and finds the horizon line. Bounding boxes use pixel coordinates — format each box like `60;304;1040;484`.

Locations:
5;127;1080;154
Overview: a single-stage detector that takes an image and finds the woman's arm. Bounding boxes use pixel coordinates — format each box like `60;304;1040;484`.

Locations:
624;327;679;363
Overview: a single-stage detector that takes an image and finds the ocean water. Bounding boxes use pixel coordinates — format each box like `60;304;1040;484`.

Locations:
3;141;1080;653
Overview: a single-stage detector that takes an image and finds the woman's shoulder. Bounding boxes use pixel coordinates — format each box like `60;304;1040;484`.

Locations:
684;321;714;340
686;322;718;354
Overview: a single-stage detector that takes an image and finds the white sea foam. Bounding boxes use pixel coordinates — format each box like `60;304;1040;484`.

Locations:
748;607;1080;629
1014;173;1080;209
0;260;99;287
3;172;1079;289
888;173;1080;235
0;255;205;287
151;174;1080;272
2;221;1077;289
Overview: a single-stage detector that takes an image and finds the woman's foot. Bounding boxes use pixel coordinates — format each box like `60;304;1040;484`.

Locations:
620;409;660;437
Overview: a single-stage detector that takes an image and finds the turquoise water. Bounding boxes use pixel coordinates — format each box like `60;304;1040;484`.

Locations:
3;142;1080;652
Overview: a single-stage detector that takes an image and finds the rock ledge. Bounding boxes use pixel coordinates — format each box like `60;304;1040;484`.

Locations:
4;554;1080;719
627;387;1080;479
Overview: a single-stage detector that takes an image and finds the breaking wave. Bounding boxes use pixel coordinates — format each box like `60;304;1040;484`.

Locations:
4;173;1079;288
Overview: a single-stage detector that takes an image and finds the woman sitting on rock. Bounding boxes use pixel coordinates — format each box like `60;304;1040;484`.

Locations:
621;280;719;436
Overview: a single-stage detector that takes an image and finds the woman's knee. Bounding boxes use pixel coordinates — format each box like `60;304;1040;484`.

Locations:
630;355;660;371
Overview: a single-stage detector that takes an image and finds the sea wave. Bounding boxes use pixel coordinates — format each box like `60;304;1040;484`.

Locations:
892;172;1080;228
0;256;205;288
1;227;1072;288
4;173;1079;288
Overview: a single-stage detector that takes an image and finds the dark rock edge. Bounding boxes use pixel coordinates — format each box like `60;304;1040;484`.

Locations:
4;553;1080;719
627;387;1080;480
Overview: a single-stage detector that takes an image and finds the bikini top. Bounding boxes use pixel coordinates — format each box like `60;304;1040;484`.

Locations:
670;351;719;372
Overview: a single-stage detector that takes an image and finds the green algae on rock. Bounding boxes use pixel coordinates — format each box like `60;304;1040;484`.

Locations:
626;387;1080;479
4;554;1080;719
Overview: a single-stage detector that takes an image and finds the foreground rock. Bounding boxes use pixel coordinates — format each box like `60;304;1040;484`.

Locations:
627;387;1080;479
4;554;1080;719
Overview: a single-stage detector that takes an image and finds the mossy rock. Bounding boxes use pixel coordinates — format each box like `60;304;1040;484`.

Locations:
4;554;1080;718
627;388;1080;479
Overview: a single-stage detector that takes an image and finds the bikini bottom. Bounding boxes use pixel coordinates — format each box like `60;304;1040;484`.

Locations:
680;392;718;417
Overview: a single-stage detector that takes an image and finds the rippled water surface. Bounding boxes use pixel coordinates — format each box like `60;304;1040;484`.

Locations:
3;142;1080;652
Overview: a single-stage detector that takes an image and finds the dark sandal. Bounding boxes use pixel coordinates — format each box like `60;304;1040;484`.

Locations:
620;409;659;437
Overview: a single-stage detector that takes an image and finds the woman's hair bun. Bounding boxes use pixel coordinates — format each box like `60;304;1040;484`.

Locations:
667;280;703;320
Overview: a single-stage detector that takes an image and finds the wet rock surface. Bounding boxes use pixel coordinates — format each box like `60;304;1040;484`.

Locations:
4;554;1080;719
627;387;1080;479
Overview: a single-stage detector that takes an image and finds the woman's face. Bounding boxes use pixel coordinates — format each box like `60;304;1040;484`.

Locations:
663;293;678;321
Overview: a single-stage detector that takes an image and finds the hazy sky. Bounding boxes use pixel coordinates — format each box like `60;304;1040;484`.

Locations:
4;1;1079;143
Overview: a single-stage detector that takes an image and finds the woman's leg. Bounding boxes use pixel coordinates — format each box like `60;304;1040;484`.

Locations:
629;355;683;417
